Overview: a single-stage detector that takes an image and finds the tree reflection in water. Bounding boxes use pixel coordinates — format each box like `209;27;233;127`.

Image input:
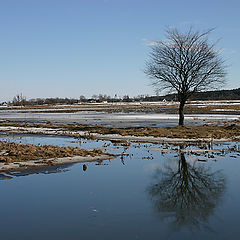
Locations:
147;151;226;231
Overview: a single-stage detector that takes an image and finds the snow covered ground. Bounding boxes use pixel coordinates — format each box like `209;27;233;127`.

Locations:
0;110;239;127
0;100;239;127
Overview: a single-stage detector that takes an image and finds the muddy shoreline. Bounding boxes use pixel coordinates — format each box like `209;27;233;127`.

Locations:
0;137;116;172
0;154;114;172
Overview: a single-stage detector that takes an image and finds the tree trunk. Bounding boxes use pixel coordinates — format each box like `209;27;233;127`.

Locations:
178;101;185;126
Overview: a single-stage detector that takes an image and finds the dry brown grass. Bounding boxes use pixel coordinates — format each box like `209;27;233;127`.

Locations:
68;124;240;139
1;121;240;140
0;141;113;163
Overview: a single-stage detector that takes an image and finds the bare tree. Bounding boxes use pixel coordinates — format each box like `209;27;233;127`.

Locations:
145;27;227;125
79;95;86;102
12;93;26;106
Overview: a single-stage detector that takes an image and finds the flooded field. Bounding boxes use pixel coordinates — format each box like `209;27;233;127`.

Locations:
1;101;240;128
0;133;240;239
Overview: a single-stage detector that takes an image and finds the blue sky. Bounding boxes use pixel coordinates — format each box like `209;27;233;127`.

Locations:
0;0;239;101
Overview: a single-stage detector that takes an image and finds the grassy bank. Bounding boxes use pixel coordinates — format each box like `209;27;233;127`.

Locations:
59;123;240;139
0;121;240;140
0;141;114;163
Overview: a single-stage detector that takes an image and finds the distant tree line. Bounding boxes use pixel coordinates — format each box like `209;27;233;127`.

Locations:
189;88;240;101
1;88;239;106
5;94;139;106
154;88;240;102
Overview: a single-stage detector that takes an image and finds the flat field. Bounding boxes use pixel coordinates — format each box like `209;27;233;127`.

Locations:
1;100;240;128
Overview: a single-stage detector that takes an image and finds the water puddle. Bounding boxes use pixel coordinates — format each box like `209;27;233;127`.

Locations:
0;133;240;239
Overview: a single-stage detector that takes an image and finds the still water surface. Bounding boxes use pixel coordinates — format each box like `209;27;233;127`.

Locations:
0;133;240;240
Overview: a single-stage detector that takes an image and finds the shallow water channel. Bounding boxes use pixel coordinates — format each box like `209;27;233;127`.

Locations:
0;133;240;239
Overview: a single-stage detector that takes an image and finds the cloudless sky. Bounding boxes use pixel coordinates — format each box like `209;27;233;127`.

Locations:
0;0;239;101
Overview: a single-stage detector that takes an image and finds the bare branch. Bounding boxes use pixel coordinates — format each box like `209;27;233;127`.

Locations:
144;27;227;125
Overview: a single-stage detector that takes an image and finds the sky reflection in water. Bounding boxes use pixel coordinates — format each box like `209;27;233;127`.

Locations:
0;134;240;239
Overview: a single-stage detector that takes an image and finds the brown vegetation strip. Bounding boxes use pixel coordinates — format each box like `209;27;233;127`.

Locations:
0;141;114;163
58;123;239;139
65;126;238;140
1;121;240;140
